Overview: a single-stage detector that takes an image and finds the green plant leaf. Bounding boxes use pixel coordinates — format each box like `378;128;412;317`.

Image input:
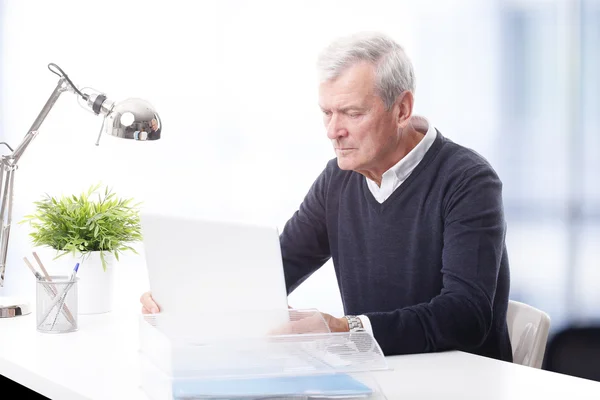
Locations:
19;183;143;263
100;251;107;272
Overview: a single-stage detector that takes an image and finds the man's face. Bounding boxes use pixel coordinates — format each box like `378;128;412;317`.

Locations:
151;119;158;130
318;62;399;173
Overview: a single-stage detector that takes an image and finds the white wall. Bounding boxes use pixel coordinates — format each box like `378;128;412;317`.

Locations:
0;0;500;316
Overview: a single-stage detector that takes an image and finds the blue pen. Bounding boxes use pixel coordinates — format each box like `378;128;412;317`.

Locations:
71;263;80;279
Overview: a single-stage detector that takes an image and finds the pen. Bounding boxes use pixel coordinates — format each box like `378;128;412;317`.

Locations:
71;263;80;279
23;256;45;281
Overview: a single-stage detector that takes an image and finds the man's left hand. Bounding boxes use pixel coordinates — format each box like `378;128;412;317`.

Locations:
270;311;349;335
320;312;350;332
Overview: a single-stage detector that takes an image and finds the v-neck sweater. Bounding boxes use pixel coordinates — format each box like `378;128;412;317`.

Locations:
280;130;513;361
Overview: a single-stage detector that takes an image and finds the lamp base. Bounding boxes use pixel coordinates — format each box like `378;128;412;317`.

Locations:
0;296;31;318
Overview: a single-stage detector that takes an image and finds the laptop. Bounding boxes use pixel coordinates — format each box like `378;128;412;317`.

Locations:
140;212;290;340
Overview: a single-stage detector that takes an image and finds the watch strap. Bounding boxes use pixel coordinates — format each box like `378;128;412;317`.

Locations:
344;315;365;332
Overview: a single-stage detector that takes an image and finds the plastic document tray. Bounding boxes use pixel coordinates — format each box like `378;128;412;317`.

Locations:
138;309;390;400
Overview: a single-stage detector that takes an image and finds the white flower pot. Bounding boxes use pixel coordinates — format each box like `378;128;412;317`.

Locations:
76;251;115;315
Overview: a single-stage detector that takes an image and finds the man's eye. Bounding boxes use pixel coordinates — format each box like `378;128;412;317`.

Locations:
323;111;332;117
349;113;361;118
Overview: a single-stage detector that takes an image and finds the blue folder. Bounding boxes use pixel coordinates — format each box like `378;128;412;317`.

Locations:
172;373;373;399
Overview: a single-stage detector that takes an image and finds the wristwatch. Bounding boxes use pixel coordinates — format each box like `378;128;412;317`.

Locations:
344;315;365;332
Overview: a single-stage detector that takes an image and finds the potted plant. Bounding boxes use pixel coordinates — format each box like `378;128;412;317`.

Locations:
20;183;143;314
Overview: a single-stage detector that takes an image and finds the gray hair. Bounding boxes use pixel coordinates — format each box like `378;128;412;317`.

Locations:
317;32;416;110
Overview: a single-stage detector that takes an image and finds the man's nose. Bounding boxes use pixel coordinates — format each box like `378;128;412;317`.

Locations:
326;114;348;140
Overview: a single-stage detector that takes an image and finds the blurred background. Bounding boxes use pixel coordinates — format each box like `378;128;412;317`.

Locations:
0;0;598;378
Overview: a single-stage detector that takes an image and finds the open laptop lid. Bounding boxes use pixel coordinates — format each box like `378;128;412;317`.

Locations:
141;212;289;339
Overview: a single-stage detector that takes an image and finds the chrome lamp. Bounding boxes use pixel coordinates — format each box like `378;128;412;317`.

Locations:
0;63;161;317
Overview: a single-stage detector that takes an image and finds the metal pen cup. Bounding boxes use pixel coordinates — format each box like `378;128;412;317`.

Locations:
36;275;78;333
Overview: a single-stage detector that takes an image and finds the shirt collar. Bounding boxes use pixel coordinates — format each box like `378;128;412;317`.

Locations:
384;115;436;183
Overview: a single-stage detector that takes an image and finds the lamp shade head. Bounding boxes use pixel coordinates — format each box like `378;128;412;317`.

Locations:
103;98;161;141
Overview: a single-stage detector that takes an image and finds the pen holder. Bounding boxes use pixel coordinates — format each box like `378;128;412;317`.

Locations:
36;275;78;333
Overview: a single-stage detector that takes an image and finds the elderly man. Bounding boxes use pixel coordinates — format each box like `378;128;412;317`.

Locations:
141;32;513;362
148;118;161;140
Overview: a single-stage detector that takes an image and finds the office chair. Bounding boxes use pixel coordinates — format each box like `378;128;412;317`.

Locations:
544;325;600;382
506;300;551;369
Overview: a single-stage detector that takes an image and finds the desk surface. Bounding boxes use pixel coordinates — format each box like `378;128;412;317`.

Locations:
1;310;600;400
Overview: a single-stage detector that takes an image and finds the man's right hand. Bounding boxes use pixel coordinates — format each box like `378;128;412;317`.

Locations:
140;291;160;314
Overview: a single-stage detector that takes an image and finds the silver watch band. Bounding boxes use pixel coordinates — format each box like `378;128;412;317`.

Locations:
345;315;365;332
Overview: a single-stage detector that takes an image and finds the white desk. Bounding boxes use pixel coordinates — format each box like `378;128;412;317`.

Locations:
1;309;600;400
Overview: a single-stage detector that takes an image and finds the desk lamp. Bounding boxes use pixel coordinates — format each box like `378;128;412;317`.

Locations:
0;63;161;317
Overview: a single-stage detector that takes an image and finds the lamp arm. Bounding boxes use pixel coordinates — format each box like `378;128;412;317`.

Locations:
11;77;70;164
0;76;71;286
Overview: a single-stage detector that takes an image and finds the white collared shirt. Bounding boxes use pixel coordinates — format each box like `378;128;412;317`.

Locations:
365;116;437;203
357;117;436;335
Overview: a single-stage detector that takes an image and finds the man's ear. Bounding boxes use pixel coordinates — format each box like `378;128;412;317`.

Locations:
395;91;414;129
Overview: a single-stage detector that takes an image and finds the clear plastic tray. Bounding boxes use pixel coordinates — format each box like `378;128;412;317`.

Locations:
138;309;390;399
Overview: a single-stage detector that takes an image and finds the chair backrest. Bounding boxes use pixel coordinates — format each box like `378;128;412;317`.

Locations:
544;325;600;381
506;300;551;369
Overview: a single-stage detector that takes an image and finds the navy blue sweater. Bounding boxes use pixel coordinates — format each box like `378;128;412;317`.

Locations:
280;130;513;362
